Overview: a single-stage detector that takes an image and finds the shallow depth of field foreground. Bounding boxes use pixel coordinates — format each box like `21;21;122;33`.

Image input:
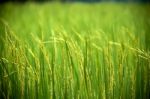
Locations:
0;2;150;99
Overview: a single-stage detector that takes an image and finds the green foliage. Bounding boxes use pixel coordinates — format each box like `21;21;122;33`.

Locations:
0;2;150;99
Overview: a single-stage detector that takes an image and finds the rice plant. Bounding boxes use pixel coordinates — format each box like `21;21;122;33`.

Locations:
0;2;150;99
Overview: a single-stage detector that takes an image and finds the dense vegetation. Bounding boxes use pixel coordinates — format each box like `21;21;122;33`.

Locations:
0;2;150;99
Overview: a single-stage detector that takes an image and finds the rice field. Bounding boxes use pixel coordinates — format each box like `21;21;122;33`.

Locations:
0;2;150;99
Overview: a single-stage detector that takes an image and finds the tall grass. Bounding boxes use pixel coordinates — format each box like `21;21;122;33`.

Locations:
0;2;150;99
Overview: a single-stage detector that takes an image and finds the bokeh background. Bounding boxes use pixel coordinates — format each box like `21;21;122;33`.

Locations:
0;0;150;2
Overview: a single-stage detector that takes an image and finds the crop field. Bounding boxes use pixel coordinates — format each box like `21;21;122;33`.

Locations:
0;2;150;99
